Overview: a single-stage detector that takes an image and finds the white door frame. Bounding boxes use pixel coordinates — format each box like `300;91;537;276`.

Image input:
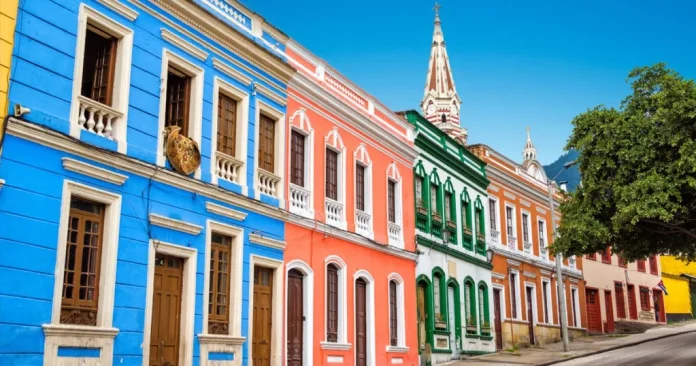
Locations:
285;260;314;366
248;255;284;366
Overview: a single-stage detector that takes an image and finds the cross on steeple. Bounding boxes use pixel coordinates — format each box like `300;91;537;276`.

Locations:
434;2;441;14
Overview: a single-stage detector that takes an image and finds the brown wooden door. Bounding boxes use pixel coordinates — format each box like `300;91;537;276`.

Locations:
150;254;183;366
653;290;665;323
286;269;303;366
604;290;615;333
525;287;535;345
253;267;274;366
627;285;638;320
417;283;427;352
493;289;503;350
356;278;367;366
585;289;602;333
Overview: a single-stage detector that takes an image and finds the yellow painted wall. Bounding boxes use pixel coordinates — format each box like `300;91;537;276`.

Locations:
661;255;696;276
662;275;691;314
1;0;19;152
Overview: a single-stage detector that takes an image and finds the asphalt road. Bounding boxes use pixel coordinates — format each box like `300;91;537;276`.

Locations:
555;331;696;366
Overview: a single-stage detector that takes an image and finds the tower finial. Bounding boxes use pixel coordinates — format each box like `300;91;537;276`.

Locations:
523;126;537;162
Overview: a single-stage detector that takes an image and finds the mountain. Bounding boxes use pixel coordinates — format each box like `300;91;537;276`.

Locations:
543;149;581;192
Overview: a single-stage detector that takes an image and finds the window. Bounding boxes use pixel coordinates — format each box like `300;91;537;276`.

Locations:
444;193;452;221
601;247;612;264
478;285;489;332
615;282;626;319
618;256;627;268
637;259;646;272
464;280;476;333
462;201;471;233
81;26;117;106
290;130;305;187
522;213;530;243
510;272;518;319
538;220;546;248
258;114;276;172
216;93;238;157
570;288;578;327
389;280;398;346
388;180;396;223
430;185;439;216
506;206;514;237
542;280;551;324
488;199;497;231
208;233;232;334
356;164;366;211
326;264;338;342
165;67;192;136
61;198;105;325
639;286;651;311
433;275;442;316
325;149;338;200
627;284;638;320
649;256;658;275
415;177;424;208
475;210;482;238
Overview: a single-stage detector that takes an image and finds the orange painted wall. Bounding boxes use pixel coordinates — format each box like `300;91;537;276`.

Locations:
284;225;419;365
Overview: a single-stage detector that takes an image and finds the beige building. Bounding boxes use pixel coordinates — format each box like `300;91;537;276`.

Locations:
583;249;665;333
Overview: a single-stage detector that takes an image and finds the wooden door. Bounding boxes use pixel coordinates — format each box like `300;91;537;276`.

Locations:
286;269;303;366
447;286;457;359
604;290;615;333
653;290;665;323
417;283;427;352
585;289;602;333
253;267;274;366
150;254;183;366
525;287;535;345
627;285;637;320
493;289;503;350
356;278;367;366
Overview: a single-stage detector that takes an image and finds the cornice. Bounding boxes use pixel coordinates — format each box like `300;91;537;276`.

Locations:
197;334;246;345
523;271;537;279
249;233;286;250
149;213;203;235
212;58;252;86
415;137;489;190
96;0;139;21
7;118;289;222
205;201;247;221
161;28;208;61
491;245;584;279
416;235;493;270
254;82;287;106
62;158;128;186
491;272;506;280
487;167;559;210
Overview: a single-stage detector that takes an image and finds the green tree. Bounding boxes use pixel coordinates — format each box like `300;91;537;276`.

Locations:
555;63;696;260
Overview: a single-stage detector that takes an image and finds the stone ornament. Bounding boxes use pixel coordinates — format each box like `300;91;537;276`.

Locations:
165;126;201;176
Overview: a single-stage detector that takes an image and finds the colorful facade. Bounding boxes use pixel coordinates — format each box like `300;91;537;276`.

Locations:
469;132;587;349
660;256;696;322
583;252;665;332
281;40;420;365
0;0;296;365
0;0;18;160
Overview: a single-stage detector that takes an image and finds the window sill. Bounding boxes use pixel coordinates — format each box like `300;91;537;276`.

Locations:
42;323;119;339
197;334;246;345
320;342;352;350
386;345;410;353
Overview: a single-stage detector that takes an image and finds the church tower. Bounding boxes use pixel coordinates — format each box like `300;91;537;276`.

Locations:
522;126;537;162
420;2;467;144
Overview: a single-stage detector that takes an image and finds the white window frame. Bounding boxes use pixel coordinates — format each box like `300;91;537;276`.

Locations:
68;4;133;154
288;109;315;218
386;273;408;352
285;260;314;366
509;269;522;320
43;180;122;365
521;210;532;253
324;129;347;230
353;270;376;366
541;278;553;324
321;256;350;349
253;100;286;205
488;197;501;243
505;203;518;250
247;255;284;366
570;285;581;328
156;48;204;179
538;218;548;260
210;76;249;190
354;144;373;238
492;284;507;320
524;282;538;327
386;163;403;248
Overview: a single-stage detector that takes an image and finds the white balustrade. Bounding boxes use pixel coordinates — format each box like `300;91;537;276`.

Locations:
289;184;311;216
325;198;344;228
540;246;548;259
76;95;123;140
569;256;577;268
257;169;281;198
355;210;372;237
215;151;244;184
388;222;402;246
507;235;517;250
524;241;532;253
490;230;500;243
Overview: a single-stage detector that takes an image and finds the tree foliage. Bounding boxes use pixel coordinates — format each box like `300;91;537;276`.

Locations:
555;63;696;261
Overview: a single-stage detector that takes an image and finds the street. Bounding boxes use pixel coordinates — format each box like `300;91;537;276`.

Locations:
556;332;696;366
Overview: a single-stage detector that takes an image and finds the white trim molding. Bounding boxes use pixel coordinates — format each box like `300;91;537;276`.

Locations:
142;240;197;366
0;179;4;190
254;82;287;106
353;269;376;366
249;233;286;250
148;213;203;235
96;0;139;21
253;100;286;205
323;255;350;347
212;58;252;86
62;157;128;185
161;28;208;61
387;273;408;351
288;109;315;219
285;260;314;366
247;255;284;366
205;201;247;221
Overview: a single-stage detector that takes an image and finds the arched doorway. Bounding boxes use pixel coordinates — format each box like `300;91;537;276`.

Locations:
416;276;432;358
287;269;304;366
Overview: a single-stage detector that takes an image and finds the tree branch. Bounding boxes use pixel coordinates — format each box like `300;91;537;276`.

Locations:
641;219;696;239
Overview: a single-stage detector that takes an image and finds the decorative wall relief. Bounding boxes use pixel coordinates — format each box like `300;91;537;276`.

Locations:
165;126;201;175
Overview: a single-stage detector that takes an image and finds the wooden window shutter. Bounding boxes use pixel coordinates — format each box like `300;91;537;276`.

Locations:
356;164;365;211
217;93;237;157
326;264;339;342
165;67;191;136
290;130;306;187
389;280;398;346
258;114;276;172
388;180;396;223
208;233;233;334
325;149;338;201
81;26;117;106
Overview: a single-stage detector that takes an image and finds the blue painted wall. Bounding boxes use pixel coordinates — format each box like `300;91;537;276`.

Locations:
1;0;290;365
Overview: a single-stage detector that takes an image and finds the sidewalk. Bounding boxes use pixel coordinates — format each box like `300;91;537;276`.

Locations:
452;321;696;366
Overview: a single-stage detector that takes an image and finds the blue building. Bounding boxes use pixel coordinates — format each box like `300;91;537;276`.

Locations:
0;0;295;365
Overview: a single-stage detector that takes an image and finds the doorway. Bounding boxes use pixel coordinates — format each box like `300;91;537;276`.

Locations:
253;267;274;366
604;290;615;333
653;289;665;323
286;269;303;366
149;254;183;366
447;286;458;359
525;286;535;345
493;288;503;350
417;282;428;353
690;282;696;319
355;278;367;366
585;289;602;333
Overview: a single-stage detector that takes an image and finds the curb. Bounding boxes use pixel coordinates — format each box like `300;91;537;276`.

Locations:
535;329;696;365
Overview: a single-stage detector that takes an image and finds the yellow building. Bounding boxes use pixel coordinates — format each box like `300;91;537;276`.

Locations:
660;256;696;322
1;0;19;158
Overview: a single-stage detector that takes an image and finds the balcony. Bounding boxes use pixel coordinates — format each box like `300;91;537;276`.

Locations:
215;151;244;185
356;210;372;237
540;246;548;259
76;95;123;140
523;241;532;253
257;169;281;198
490;230;500;243
569;256;576;268
289;184;311;217
388;222;402;246
325;198;345;229
507;235;517;250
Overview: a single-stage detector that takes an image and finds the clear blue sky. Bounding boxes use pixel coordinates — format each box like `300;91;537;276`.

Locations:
241;0;696;164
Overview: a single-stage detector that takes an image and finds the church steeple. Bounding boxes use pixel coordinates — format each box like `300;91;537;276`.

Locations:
523;126;537;162
420;2;467;145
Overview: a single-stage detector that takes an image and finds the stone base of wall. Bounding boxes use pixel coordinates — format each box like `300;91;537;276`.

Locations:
666;313;693;323
613;320;660;334
500;322;587;349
